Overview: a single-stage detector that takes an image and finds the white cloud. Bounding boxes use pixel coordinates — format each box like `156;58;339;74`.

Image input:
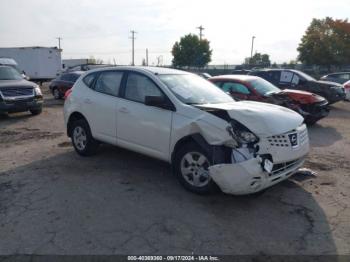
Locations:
0;0;348;65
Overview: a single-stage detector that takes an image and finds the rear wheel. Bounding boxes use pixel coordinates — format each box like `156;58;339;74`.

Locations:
71;119;99;156
173;142;218;194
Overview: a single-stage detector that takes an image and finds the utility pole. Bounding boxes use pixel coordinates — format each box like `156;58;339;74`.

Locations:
56;37;62;50
146;48;149;66
130;30;137;66
250;36;256;61
197;25;204;41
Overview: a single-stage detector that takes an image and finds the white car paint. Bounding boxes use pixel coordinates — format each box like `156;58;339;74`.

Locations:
64;66;309;195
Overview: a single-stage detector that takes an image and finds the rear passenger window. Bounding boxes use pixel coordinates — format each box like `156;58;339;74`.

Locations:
61;74;71;81
124;73;163;103
94;71;123;96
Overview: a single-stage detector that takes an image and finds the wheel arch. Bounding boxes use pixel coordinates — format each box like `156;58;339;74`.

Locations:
67;111;89;137
171;133;229;165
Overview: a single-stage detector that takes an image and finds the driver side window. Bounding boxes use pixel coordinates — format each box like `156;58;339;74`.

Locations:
125;73;163;103
222;82;250;95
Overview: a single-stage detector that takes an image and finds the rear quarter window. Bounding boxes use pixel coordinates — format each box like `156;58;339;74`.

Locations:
83;73;97;88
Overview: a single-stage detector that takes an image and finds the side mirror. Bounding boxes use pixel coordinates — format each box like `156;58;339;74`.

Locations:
145;96;175;111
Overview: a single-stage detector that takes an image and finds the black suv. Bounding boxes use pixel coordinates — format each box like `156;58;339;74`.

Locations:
0;66;43;115
248;69;345;104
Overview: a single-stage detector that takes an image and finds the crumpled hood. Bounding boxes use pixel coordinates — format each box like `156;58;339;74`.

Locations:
281;89;326;103
198;101;304;136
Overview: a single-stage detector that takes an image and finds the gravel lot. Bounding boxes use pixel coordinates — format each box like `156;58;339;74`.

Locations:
0;85;349;255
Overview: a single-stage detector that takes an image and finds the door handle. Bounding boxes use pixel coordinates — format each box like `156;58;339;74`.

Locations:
84;98;92;104
119;107;129;113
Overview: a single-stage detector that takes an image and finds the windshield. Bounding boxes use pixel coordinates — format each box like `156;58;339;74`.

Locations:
0;66;23;80
159;74;234;105
296;71;316;81
250;78;281;95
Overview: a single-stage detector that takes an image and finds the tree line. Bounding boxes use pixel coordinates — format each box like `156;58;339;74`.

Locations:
171;17;350;69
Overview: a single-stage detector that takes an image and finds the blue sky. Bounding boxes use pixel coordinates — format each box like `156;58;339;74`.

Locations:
0;0;349;65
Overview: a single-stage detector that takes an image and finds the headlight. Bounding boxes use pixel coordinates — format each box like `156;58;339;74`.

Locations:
34;86;42;96
227;120;259;144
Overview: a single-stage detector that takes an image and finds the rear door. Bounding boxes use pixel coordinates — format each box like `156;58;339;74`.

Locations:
81;71;124;144
116;72;173;161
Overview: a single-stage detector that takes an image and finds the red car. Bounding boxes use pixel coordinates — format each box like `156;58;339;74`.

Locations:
49;71;84;99
209;75;329;125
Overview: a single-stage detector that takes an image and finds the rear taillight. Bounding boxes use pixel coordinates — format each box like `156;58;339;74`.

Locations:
64;89;72;99
345;84;350;90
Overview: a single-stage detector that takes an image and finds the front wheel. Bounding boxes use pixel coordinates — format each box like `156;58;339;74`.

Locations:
173;142;218;194
71;119;99;156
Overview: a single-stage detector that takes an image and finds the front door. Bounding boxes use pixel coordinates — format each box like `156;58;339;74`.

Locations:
116;72;173;161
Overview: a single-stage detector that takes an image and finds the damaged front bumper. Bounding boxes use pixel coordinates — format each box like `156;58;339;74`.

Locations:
209;124;309;195
209;156;305;195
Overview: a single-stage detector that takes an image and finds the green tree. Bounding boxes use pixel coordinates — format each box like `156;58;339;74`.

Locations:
297;17;350;67
244;53;271;68
88;56;104;64
172;34;212;68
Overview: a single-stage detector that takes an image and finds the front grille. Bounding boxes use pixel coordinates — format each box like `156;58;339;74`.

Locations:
0;87;34;98
299;128;308;146
267;135;290;147
270;157;304;177
267;125;309;148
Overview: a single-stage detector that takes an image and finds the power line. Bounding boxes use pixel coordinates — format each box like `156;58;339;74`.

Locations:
129;30;137;66
197;25;205;41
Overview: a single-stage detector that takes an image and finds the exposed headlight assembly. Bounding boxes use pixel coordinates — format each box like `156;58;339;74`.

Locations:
226;120;259;145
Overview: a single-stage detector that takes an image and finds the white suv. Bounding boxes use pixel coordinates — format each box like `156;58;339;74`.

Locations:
64;67;309;195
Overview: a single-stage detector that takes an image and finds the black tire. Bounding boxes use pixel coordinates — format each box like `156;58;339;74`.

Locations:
52;87;62;100
70;119;99;156
30;108;42;115
173;141;218;194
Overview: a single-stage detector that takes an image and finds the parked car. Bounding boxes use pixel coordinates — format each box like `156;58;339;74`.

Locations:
209;75;329;125
248;69;345;104
343;80;350;101
197;72;212;79
0;57;27;78
64;67;309;195
0;66;43;115
49;71;84;99
320;72;350;85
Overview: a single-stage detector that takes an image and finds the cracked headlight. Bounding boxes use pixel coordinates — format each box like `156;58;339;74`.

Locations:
227;120;259;144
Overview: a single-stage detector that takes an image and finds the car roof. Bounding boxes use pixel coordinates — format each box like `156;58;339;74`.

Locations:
0;58;17;65
63;71;85;75
210;74;260;81
87;66;188;75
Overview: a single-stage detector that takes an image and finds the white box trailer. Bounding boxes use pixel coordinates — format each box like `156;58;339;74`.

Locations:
0;47;62;81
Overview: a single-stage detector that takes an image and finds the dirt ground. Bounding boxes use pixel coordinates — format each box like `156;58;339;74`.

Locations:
0;85;349;255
